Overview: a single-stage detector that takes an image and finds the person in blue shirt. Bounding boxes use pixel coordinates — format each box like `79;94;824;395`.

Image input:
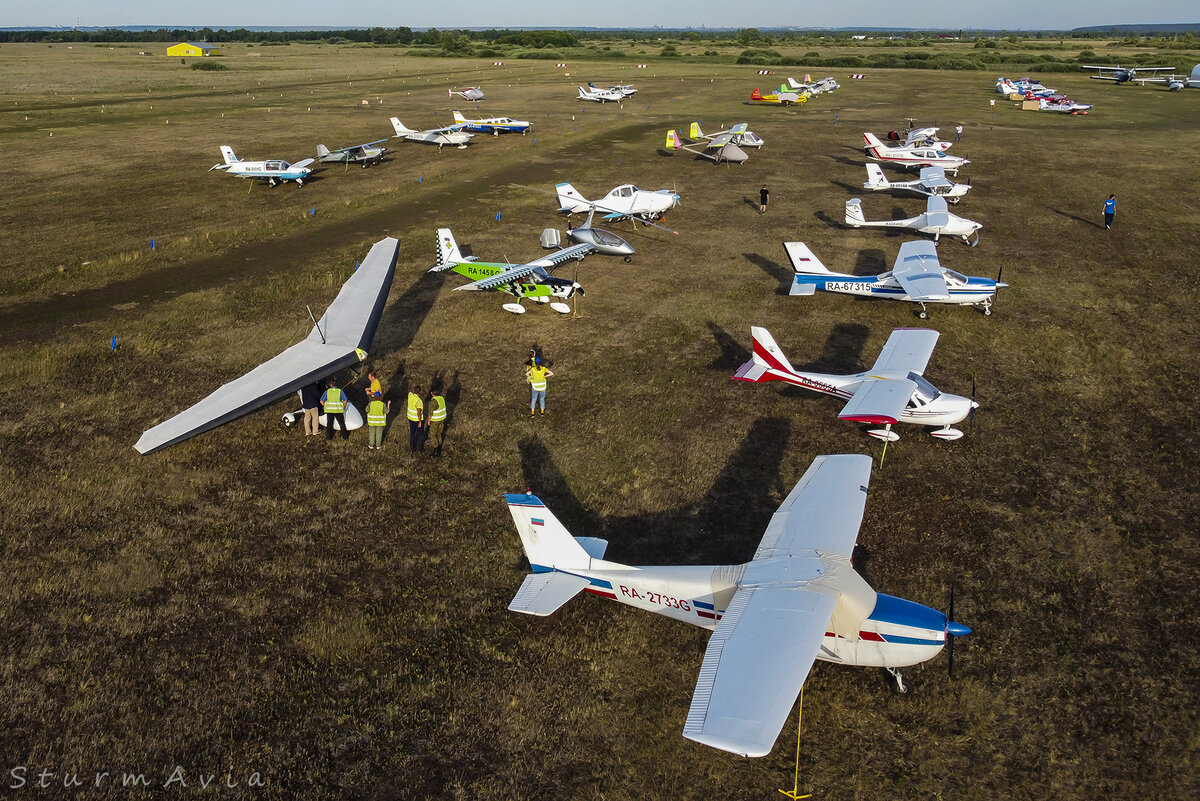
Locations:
1104;194;1116;229
321;378;350;440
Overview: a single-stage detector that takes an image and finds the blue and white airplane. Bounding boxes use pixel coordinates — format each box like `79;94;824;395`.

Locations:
450;110;532;135
786;240;1006;318
504;453;971;757
209;146;314;186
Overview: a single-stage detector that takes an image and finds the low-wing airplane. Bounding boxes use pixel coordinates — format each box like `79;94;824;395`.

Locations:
1083;64;1175;85
846;195;981;246
505;452;971;756
135;237;399;454
431;228;587;314
209;146;315;186
735;327;977;441
390;117;474;149
688;121;764;148
863;163;971;203
749;87;805;105
577;85;625;103
863;133;969;174
316;140;388;167
450;110;531;134
555;182;680;222
996;76;1055;96
665;128;749;164
1038;97;1092;114
785;239;1005;317
448;86;485;101
589;81;636;97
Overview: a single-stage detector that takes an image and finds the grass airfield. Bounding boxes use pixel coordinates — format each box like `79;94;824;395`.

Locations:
1;42;1199;799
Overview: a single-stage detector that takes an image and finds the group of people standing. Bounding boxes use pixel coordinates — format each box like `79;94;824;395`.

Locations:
402;382;448;456
299;372;448;456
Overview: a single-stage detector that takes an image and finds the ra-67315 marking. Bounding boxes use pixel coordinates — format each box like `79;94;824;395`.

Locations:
825;281;873;294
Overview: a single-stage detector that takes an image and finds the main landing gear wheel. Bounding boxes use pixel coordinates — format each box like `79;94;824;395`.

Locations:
886;667;908;694
917;310;929;319
624;255;632;263
983;307;993;316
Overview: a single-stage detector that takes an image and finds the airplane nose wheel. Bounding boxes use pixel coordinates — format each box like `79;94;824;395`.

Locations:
885;667;908;694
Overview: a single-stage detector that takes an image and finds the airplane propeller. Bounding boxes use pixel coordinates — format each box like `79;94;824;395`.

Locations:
968;378;977;425
947;585;957;681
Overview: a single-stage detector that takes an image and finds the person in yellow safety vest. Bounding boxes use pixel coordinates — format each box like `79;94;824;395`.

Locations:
366;391;390;451
320;378;350;440
525;357;554;416
406;383;426;453
427;392;448;457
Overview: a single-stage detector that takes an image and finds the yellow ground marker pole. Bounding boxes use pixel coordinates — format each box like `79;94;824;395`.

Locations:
778;687;812;800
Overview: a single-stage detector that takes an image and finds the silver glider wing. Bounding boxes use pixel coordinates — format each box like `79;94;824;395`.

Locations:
891;240;950;301
134;237;400;454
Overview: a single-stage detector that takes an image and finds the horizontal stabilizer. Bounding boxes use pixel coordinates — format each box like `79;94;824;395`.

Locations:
508;571;591;616
574;536;608;560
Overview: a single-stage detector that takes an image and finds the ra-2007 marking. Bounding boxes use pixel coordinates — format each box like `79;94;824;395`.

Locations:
825;281;874;294
619;584;691;611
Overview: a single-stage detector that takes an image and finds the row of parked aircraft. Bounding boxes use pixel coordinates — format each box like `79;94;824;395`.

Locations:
749;75;842;105
996;77;1093;113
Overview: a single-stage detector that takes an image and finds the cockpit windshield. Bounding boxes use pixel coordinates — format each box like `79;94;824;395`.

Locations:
944;270;968;286
908;372;941;401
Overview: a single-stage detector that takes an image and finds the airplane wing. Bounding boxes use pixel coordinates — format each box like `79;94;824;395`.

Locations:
729;123;748;134
135;237;399;454
753;453;872;558
1088;74;1122;82
453;243;593;291
708;132;735;148
869;327;940;375
334;139;387;154
891;240;950;301
918;166;951;188
837;376;916;425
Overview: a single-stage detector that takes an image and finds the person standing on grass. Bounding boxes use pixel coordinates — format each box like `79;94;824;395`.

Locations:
427;390;448;457
365;371;382;401
406;384;425;452
759;185;770;215
526;358;553;416
955;124;963;142
366;392;390;451
300;381;321;437
1104;194;1116;229
321;379;349;440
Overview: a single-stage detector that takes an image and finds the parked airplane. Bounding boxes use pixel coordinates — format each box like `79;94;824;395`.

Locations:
785;240;1004;317
996;77;1055;96
901;126;953;151
735;327;976;441
316;139;388;167
863;164;971;203
1083;64;1174;85
504;453;971;756
448;86;485;101
1038;97;1092;113
589;81;637;97
863;133;969;174
450;110;531;135
135;237;399;454
749;87;804;105
688;121;764;148
846;196;981;246
787;76;840;94
665;129;749;164
389;117;474;149
431;228;587;314
577;85;624;102
555;182;680;222
209;146;314;186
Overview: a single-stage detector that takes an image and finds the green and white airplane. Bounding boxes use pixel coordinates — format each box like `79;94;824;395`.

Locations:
430;228;588;315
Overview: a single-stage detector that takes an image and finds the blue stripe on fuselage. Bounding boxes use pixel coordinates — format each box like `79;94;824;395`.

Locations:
529;564;613;589
869;593;945;632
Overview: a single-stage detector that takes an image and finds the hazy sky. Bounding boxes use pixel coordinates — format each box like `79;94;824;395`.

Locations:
7;1;1196;31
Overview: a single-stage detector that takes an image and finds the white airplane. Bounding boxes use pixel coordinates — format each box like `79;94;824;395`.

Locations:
735;327;977;441
316;139;387;167
665;128;749;164
577;85;625;103
505;453;971;756
996;77;1055;96
846;195;981;246
863;133;969;174
687;121;764;148
902;126;953;151
135;237;399;454
430;228;587;314
555;182;680;222
785;240;1005;317
1038;97;1092;114
1083;64;1174;85
389;117;474;149
589;81;636;97
209;146;314;187
448;86;485;101
787;76;839;94
863;163;971;203
450;110;531;135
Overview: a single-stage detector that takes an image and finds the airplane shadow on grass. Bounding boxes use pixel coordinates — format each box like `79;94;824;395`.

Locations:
742;252;792;294
705;321;868;376
518;417;792;567
375;270;447;396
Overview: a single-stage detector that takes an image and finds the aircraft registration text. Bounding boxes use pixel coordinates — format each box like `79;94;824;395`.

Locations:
825;281;873;294
619;585;691;611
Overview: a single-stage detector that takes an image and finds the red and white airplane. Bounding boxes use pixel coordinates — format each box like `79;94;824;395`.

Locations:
863;132;969;174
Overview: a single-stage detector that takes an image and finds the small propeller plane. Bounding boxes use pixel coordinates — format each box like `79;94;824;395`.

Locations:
504;452;971;756
555;182;680;222
1083;64;1175;85
448;86;485;101
785;239;1005;317
688;121;764;147
450;110;531;134
901;126;953;151
846;195;982;246
863;163;971;203
577;84;625;103
863;133;969;174
1038;97;1092;114
431;228;587;314
749;87;805;105
209;146;315;187
665;129;749;164
735;327;977;441
589;81;637;97
389;117;474;149
316;140;388;167
787;76;840;94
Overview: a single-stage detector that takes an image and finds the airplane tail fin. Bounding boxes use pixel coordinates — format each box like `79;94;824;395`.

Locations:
505;493;596;571
666;130;681;150
452;110;466;123
689;121;703;140
733;327;799;383
316;144;330;158
432;228;464;271
863;132;885;151
783;242;836;275
750;88;763;100
577;86;588;98
845;199;866;227
220;145;238;165
864;163;888;190
555;182;586;211
390;117;413;135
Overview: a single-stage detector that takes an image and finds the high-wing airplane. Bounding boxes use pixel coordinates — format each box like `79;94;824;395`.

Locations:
430;228;587;314
863;133;969;174
787;76;840;94
863;163;971;203
134;237;399;454
996;76;1055;96
208;146;315;186
688;121;764;148
316;139;388;167
555;182;680;222
785;240;1005;317
505;453;971;756
901;126;953;151
450;110;531;134
665;129;749;164
1038;97;1092;113
735;327;977;441
1083;64;1174;85
589;81;637;97
389;117;474;149
448;86;485;101
577;84;625;102
846;195;981;246
749;87;805;105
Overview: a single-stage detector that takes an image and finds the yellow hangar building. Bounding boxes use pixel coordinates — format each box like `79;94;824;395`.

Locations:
167;42;221;57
